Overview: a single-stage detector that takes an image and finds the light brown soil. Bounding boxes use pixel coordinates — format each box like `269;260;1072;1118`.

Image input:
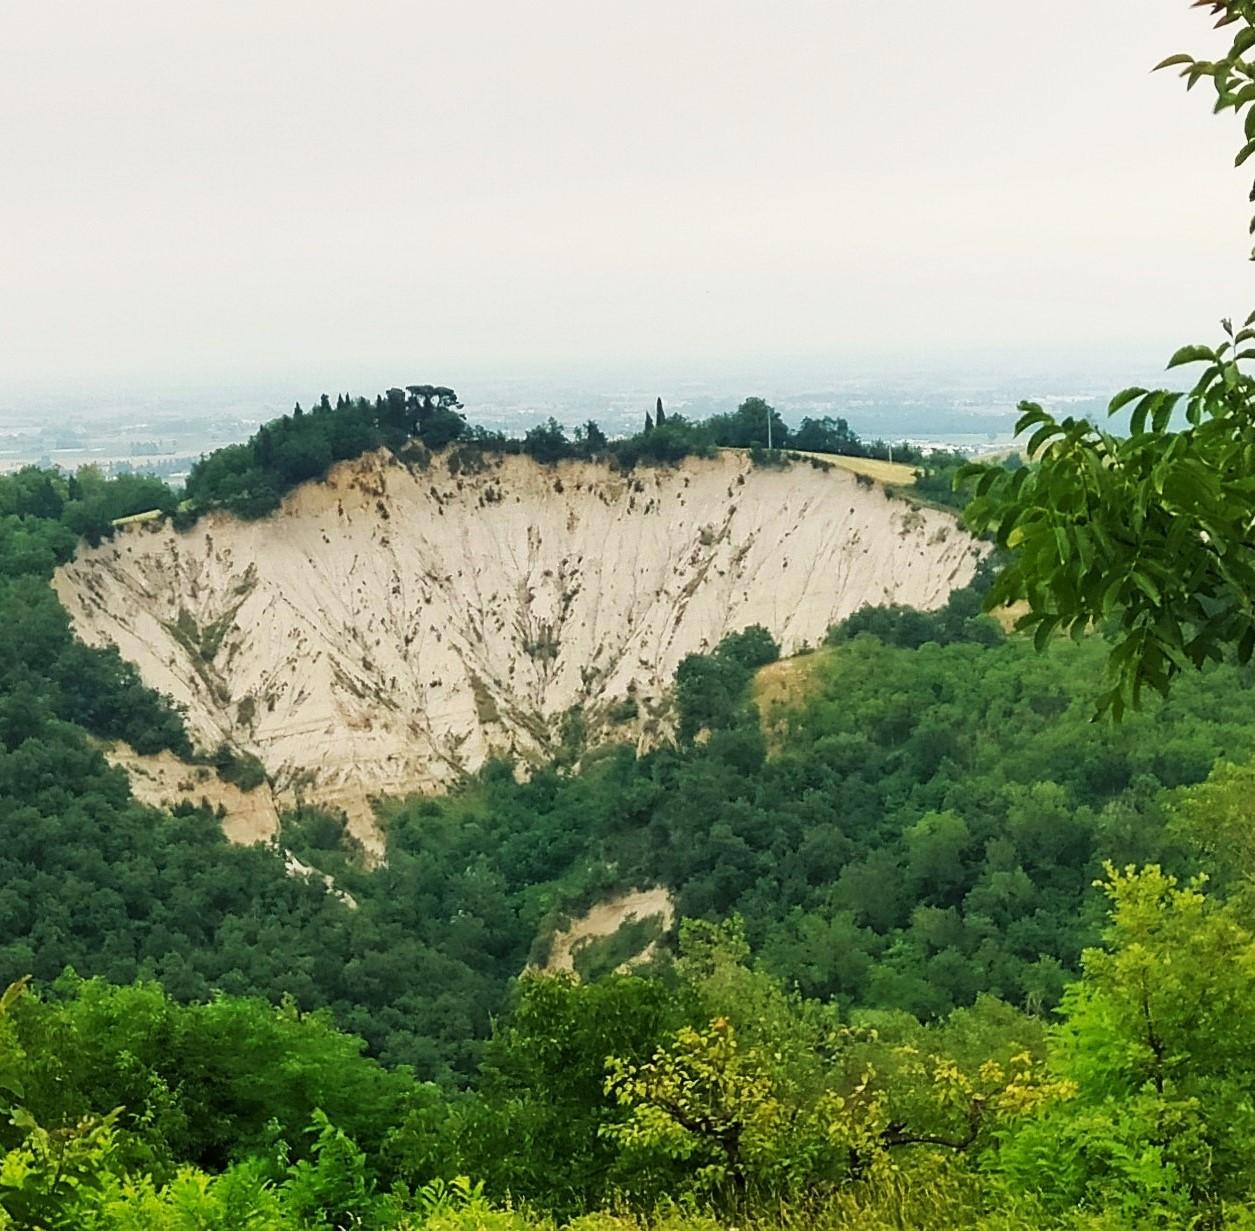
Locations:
104;743;280;844
544;887;676;976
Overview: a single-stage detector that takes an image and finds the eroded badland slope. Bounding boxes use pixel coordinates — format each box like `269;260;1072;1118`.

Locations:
55;449;984;849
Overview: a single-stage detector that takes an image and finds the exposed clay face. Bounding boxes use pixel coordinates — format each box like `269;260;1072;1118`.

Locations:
541;887;676;978
103;742;282;846
54;449;985;854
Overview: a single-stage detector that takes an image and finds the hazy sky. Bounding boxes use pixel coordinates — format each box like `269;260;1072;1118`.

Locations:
1;1;1251;395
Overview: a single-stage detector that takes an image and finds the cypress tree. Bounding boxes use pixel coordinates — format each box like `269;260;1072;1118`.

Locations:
255;425;275;466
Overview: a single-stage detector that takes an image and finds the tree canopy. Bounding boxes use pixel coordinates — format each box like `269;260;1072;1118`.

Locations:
8;861;1255;1227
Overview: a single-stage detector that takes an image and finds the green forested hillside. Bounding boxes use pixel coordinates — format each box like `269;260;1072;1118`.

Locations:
12;434;1255;1227
15;0;1255;1220
5;451;1255;1077
8;857;1255;1228
0;411;1048;1080
9;377;1255;1224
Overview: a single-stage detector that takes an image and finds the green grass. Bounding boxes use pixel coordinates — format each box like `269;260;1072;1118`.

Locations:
109;507;163;527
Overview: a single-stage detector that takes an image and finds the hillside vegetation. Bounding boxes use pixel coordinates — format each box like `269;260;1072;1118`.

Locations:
13;417;1255;1228
9;854;1255;1228
176;386;953;522
8;373;1255;1228
8;494;1255;1077
15;0;1255;1223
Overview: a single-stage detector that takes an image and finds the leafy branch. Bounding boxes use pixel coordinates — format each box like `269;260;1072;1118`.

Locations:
963;2;1255;716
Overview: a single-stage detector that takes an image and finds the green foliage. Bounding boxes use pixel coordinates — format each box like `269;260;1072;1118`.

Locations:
703;397;788;450
8;558;1255;1086
964;353;1255;716
279;806;366;879
963;4;1255;716
175;386;937;516
444;397;923;474
212;742;267;791
602;617;1254;1021
8;978;416;1172
714;626;780;672
908;451;992;512
0;1110;124;1229
993;864;1255;1222
675;625;779;740
454;972;694;1212
609;414;716;467
523;418;574;465
279;1110;376;1228
572;915;665;984
184;386;464;517
0;467;190;759
8;866;1255;1226
694;400;921;464
790;414;863;455
15;6;1255;1225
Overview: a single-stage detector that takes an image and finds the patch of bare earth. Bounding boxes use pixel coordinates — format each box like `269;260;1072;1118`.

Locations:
751;649;837;753
104;743;280;844
543;887;676;977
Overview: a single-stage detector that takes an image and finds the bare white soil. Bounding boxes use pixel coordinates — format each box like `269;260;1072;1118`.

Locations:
56;449;984;850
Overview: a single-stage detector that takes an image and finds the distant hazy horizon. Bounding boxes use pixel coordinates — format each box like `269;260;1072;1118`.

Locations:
3;1;1249;399
0;346;1193;415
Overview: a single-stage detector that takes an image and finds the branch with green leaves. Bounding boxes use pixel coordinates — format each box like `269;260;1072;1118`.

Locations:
963;322;1255;717
962;1;1255;716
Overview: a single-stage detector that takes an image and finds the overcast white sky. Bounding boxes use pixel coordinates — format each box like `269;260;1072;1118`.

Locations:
0;1;1250;396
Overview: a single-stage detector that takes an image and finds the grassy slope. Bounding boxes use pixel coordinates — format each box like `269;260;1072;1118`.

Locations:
812;453;919;484
751;648;839;752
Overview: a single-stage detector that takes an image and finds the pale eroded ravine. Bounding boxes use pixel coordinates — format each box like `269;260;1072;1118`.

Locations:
54;449;986;852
